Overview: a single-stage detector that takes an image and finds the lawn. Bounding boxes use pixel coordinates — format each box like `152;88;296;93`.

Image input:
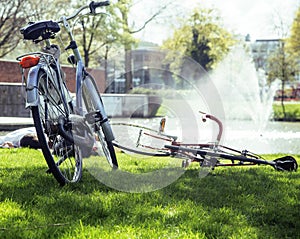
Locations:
0;148;299;239
273;102;300;121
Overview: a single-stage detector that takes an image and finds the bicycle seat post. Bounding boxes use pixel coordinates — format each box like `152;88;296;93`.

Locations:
45;39;51;48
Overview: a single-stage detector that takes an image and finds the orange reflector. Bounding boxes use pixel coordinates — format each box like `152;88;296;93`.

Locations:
19;55;40;68
159;118;166;133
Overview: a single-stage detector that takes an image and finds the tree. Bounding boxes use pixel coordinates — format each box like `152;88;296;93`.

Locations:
79;14;114;68
67;0;168;91
107;0;170;92
0;0;32;58
267;8;299;119
162;7;236;71
287;6;300;57
3;0;169;92
1;0;75;59
110;0;136;92
267;40;297;119
286;5;300;86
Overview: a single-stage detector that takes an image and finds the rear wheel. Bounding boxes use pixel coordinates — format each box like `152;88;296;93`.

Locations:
32;69;82;185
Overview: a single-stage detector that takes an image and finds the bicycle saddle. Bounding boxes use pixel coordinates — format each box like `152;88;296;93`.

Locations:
20;20;60;42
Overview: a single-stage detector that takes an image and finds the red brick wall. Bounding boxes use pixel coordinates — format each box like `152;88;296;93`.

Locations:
0;59;105;93
0;60;22;83
0;83;31;117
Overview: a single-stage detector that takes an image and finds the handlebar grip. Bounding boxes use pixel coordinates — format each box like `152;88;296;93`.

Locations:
89;1;110;14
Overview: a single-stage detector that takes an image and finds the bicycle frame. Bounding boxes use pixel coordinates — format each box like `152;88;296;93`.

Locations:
18;3;111;122
58;15;85;116
112;113;298;172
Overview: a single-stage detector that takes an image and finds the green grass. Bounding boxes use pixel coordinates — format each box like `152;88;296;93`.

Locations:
0;148;299;239
273;103;300;121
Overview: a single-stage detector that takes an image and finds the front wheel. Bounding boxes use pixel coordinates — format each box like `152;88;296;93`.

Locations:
82;74;118;168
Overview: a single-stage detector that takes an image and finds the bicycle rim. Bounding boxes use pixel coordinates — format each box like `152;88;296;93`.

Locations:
32;69;82;185
111;122;172;157
82;75;118;168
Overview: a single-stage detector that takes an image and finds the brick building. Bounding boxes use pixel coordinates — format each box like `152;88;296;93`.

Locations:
0;59;105;117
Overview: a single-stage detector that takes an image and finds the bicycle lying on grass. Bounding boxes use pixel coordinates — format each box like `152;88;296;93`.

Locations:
17;1;118;185
112;112;298;172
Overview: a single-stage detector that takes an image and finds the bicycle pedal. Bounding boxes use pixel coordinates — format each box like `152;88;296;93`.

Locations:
182;159;191;168
85;110;105;124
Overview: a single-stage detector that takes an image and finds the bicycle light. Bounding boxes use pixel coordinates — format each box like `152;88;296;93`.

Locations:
19;55;40;68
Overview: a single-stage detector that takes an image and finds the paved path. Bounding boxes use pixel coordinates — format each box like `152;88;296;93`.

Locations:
0;117;34;131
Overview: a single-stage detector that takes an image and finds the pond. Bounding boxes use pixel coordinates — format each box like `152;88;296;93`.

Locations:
222;120;300;154
1;119;299;155
111;118;300;155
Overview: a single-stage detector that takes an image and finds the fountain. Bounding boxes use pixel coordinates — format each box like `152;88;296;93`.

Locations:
102;48;300;155
209;46;277;127
208;46;300;154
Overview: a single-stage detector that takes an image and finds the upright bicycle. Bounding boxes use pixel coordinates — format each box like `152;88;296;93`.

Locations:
17;1;118;185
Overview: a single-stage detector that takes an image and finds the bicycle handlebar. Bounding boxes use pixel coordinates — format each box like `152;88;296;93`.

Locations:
57;1;110;23
200;111;223;143
90;1;110;14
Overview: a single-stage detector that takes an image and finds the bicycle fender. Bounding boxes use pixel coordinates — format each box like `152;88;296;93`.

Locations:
25;64;56;108
25;64;42;108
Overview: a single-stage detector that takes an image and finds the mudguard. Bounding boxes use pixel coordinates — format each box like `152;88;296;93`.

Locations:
25;63;72;108
25;63;43;108
74;60;84;114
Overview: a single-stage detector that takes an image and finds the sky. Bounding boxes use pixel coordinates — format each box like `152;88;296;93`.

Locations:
131;0;300;44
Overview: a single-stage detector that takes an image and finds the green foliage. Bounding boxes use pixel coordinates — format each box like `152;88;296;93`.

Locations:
162;7;236;71
109;0;137;47
267;40;298;84
267;39;298;118
129;87;178;98
273;103;300;121
0;148;299;238
287;6;300;58
66;0;137;67
130;87;159;95
0;0;34;58
6;0;138;68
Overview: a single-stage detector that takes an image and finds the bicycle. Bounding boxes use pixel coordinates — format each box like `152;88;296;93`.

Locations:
16;1;118;185
112;112;298;172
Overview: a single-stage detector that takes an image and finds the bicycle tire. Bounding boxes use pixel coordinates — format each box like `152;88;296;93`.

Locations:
112;141;170;157
32;69;83;185
81;74;118;168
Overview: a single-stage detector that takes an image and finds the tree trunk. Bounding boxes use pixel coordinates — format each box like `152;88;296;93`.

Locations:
103;45;109;92
125;50;133;92
281;47;287;120
120;3;133;93
84;49;89;68
281;80;286;119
